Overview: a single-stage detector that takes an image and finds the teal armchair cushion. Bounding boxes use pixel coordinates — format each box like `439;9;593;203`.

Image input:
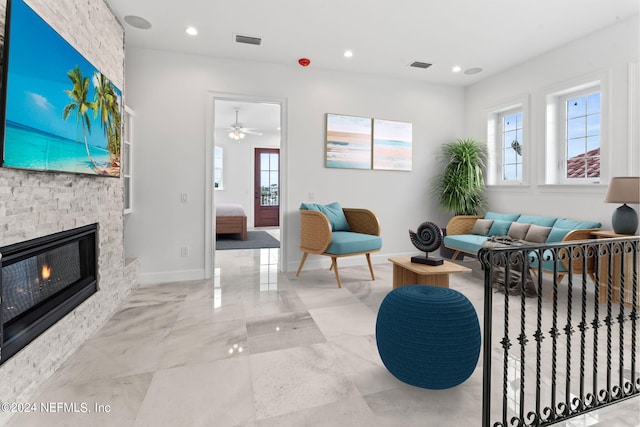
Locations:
300;202;319;211
326;232;382;255
300;202;350;231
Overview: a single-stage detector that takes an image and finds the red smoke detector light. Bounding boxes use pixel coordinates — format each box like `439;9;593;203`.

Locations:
298;58;311;67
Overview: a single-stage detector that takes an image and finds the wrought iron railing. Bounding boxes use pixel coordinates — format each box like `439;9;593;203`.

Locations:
260;185;279;206
479;236;639;426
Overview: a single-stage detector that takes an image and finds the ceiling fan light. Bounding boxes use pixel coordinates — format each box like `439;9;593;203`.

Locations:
228;129;246;140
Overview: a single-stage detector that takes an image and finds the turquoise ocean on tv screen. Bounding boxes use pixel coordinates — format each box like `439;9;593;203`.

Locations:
4;121;111;174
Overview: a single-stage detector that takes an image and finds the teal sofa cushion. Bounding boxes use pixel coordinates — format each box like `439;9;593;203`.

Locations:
517;215;558;227
485;212;520;222
546;228;572;243
577;220;602;229
326;232;382;255
488;220;512;236
444;234;489;255
300;202;350;231
554;218;581;229
553;218;601;230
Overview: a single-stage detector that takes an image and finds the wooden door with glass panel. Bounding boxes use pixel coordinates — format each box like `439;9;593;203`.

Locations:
254;148;279;227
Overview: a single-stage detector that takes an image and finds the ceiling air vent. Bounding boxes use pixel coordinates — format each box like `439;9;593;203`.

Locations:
235;34;262;46
409;61;432;69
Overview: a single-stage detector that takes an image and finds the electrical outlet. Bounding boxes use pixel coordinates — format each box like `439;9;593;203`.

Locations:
308;192;315;201
180;193;189;203
180;246;189;257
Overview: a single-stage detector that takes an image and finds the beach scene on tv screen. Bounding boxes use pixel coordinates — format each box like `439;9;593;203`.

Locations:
3;0;121;177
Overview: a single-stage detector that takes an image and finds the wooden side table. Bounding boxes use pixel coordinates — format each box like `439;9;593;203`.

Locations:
388;257;471;289
591;230;639;306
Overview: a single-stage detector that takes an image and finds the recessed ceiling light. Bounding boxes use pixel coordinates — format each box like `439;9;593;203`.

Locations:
344;50;353;58
452;65;462;73
185;26;198;36
124;15;152;30
464;67;483;75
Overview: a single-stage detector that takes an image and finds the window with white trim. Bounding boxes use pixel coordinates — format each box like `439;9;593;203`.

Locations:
214;146;223;190
562;90;600;180
486;96;528;185
545;76;606;185
499;109;523;182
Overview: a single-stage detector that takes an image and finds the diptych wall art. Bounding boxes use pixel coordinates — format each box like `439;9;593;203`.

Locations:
326;113;412;171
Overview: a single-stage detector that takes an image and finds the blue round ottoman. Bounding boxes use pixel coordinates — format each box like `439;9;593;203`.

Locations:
375;285;481;389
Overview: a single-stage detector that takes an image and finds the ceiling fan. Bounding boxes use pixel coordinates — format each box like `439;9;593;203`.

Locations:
227;108;262;140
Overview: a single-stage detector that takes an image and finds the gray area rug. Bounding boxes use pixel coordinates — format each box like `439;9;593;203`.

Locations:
216;231;280;250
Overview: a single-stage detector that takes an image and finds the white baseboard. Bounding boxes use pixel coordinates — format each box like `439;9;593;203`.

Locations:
139;268;206;285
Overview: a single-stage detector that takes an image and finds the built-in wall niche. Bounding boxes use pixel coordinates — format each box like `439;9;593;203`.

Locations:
123;106;134;214
0;224;98;364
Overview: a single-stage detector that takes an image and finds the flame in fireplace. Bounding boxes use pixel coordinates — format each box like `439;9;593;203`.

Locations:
42;265;51;280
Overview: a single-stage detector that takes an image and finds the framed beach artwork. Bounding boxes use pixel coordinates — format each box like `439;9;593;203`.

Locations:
0;0;122;177
372;119;412;171
325;113;372;169
325;113;413;171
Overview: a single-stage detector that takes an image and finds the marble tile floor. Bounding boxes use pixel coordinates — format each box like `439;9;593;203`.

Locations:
6;248;639;427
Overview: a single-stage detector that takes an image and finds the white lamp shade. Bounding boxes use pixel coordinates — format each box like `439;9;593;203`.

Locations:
604;177;640;204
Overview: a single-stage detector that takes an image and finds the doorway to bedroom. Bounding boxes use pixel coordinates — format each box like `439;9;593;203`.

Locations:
210;96;283;262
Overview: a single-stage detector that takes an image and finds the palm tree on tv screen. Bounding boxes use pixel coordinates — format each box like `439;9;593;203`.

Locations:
93;72;121;167
62;65;102;173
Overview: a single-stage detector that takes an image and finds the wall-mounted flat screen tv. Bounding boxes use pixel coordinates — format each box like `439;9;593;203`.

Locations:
1;0;121;177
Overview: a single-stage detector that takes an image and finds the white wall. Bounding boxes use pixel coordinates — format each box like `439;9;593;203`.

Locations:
124;48;465;283
464;15;640;227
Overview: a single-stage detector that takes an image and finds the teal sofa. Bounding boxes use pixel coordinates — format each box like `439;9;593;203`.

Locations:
443;212;602;284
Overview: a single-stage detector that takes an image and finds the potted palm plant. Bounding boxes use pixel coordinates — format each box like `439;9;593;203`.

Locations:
433;138;488;258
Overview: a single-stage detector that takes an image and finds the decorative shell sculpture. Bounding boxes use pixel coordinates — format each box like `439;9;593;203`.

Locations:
409;222;443;255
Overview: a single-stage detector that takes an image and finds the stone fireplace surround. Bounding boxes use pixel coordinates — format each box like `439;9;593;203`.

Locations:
1;223;98;364
0;0;135;423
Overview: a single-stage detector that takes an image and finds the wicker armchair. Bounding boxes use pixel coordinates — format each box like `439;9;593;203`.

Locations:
296;208;381;288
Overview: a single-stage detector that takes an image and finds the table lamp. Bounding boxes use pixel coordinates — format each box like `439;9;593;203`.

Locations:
604;176;640;235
